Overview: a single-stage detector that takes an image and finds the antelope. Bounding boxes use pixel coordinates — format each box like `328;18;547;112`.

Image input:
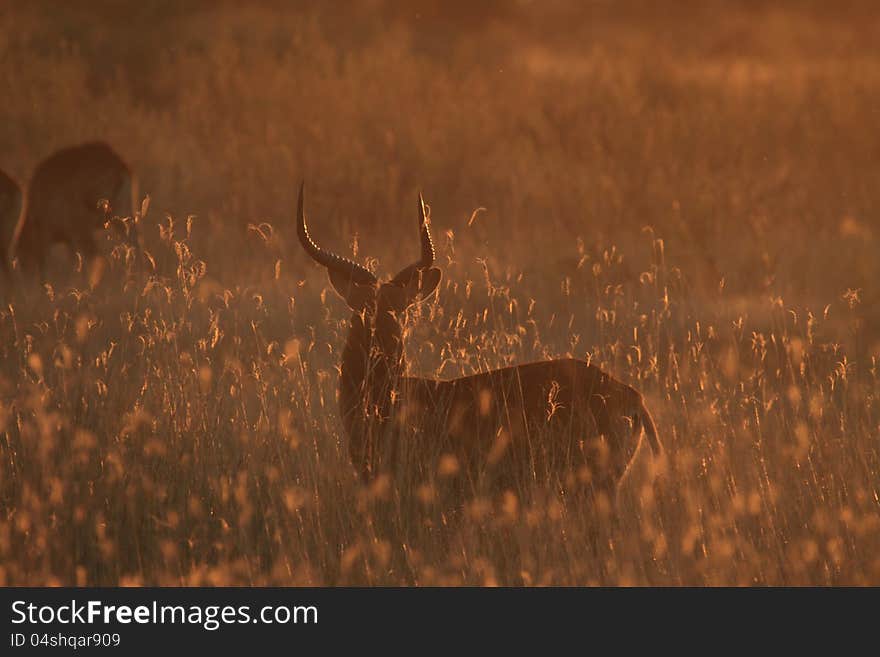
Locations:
297;183;661;508
10;141;138;278
0;169;23;280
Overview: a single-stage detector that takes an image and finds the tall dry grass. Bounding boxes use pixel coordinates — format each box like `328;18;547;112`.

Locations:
0;1;879;584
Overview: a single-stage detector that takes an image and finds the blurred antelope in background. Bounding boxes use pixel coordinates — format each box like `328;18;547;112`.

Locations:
0;169;24;281
9;141;138;279
297;183;662;509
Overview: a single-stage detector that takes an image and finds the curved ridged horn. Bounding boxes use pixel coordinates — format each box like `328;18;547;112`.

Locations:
416;192;435;269
391;192;436;284
297;182;376;285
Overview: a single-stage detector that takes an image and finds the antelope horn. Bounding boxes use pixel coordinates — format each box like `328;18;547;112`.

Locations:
297;181;376;284
391;192;436;284
417;192;435;269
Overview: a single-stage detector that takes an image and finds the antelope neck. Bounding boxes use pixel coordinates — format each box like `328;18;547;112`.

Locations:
339;308;405;419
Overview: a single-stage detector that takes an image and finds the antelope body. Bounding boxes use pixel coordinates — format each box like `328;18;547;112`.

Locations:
10;141;137;276
298;184;661;505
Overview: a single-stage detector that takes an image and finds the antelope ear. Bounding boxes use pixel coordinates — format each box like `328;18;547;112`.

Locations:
415;267;442;300
328;268;375;310
397;267;441;307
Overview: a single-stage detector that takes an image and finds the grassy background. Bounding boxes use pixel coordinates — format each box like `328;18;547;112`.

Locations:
1;0;879;584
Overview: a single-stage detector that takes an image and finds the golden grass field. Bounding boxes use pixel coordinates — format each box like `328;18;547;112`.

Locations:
1;1;879;585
